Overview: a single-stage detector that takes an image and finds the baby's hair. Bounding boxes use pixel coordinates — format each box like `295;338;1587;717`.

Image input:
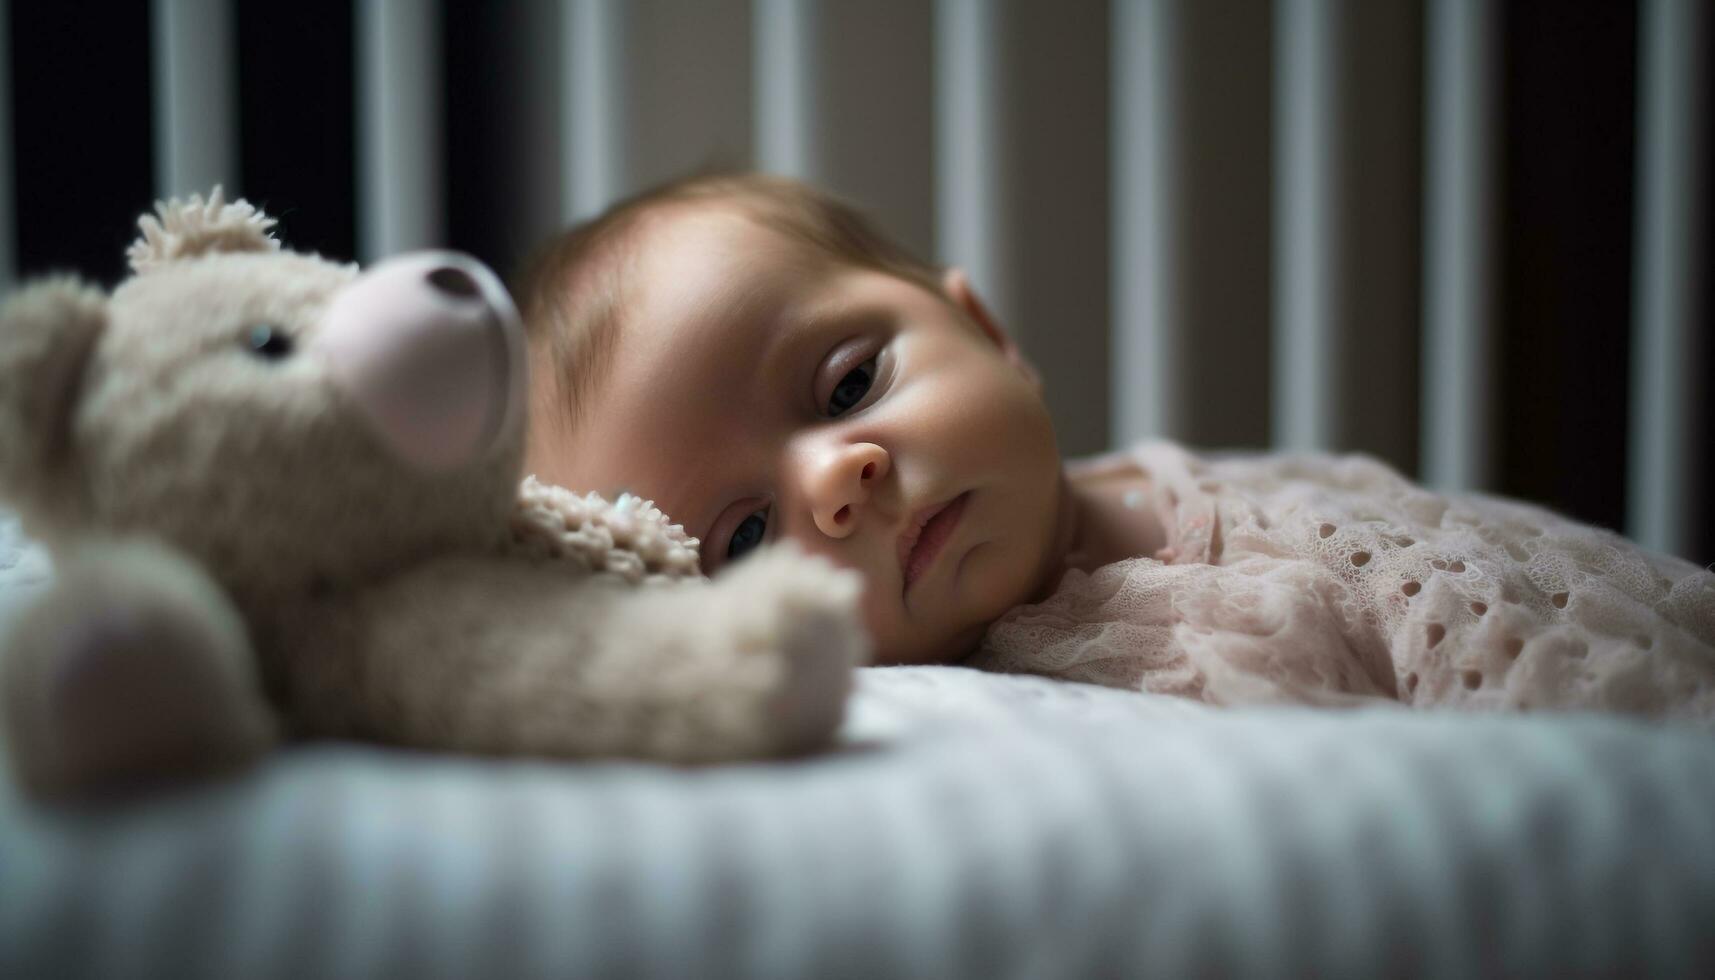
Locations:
513;171;945;437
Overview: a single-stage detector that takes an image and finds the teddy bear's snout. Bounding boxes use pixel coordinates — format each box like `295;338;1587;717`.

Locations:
425;265;482;299
312;252;526;473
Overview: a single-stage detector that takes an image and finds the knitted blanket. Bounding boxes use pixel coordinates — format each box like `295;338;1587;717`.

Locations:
973;441;1715;725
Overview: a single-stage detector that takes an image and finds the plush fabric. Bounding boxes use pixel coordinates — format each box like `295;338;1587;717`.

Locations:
0;192;865;801
974;440;1715;724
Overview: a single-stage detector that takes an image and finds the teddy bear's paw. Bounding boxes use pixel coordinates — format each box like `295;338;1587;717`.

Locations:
712;543;865;650
708;544;869;754
0;543;277;800
513;477;701;582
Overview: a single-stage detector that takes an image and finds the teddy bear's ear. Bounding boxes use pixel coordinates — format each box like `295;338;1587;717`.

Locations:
126;186;280;274
0;278;107;506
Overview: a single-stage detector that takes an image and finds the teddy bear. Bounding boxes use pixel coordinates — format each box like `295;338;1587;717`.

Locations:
0;190;868;800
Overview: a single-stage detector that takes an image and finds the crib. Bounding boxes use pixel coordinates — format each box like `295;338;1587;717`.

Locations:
2;0;1707;561
2;2;1713;977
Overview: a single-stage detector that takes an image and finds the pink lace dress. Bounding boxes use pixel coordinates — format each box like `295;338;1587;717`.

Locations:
968;441;1715;725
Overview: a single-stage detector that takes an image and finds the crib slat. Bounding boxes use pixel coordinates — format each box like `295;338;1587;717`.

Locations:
1272;0;1340;452
356;0;444;260
152;0;239;200
1114;0;1273;452
562;0;627;222
1421;0;1498;492
934;0;1011;325
1273;0;1422;471
1627;0;1709;558
754;0;818;182
1112;0;1180;444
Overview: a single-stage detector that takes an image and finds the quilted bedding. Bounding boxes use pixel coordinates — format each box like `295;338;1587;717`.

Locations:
3;518;1715;979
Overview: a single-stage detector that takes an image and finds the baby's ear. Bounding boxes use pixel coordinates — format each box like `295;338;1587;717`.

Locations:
126;186;280;274
0;278;107;506
941;267;1041;389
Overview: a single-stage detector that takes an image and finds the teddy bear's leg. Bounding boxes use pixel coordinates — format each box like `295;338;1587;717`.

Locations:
1;540;277;800
676;543;871;756
295;544;867;763
531;546;866;760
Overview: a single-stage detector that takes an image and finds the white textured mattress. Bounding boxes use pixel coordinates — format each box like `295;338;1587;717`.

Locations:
3;518;1715;979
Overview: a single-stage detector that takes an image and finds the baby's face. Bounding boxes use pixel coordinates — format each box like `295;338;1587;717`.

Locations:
528;208;1067;664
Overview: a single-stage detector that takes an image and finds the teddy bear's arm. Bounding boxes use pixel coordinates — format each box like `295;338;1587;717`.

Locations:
1;539;277;799
277;545;867;763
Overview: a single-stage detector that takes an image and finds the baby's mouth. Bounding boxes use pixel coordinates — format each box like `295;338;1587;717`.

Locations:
899;492;970;594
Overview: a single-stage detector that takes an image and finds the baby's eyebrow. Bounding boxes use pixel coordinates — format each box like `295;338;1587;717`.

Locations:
757;309;811;391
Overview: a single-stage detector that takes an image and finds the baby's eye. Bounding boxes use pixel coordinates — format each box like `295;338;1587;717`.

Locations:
827;356;876;416
727;508;769;561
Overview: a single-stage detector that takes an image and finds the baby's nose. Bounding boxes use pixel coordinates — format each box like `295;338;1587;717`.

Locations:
806;443;890;539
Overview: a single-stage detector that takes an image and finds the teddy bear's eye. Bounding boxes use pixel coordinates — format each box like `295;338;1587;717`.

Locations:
244;324;294;360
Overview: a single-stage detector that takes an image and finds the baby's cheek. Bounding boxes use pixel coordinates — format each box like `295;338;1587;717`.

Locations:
855;578;904;654
860;576;987;666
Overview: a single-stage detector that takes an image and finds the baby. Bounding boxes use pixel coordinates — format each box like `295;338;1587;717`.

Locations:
519;172;1715;722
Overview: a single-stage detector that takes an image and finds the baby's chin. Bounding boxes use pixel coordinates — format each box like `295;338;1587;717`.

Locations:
870;618;990;667
866;475;1071;667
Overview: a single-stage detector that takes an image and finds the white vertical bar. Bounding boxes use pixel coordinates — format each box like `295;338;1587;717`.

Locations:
1421;0;1497;491
1627;0;1708;557
357;0;444;261
1272;0;1340;451
934;0;1011;321
562;0;627;222
152;0;238;200
0;0;13;294
1112;0;1180;443
753;0;818;180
